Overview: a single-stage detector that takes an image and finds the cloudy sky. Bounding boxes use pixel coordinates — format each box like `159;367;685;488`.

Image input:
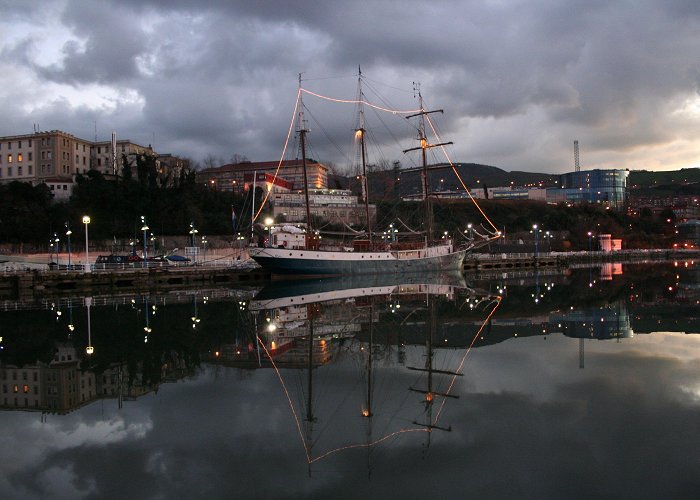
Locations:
2;0;700;174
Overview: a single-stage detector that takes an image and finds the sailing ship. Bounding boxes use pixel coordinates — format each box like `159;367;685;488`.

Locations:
248;72;498;276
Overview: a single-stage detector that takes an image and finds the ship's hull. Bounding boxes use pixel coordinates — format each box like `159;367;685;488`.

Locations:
248;244;467;276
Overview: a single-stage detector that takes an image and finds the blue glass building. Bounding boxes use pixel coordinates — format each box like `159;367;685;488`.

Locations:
547;169;629;209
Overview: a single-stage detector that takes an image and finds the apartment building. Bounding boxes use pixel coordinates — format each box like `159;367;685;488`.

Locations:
0;129;187;195
198;159;329;192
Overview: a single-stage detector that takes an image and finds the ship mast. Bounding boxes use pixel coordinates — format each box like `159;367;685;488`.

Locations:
356;67;372;243
404;86;452;245
298;74;313;245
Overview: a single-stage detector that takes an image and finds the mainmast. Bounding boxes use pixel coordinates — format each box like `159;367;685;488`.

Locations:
356;67;372;243
298;74;313;244
404;86;452;245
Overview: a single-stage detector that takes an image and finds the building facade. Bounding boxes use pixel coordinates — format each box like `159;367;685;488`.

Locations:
271;188;376;226
550;169;629;208
0;130;186;195
198;159;329;192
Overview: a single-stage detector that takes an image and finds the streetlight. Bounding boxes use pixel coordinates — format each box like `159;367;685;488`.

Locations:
532;224;540;258
140;216;149;268
53;233;60;266
82;216;91;273
189;222;198;264
264;217;274;247
150;234;157;260
65;223;72;269
587;231;593;253
201;235;208;263
466;222;473;240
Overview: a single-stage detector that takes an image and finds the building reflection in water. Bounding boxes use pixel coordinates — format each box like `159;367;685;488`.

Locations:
0;263;696;423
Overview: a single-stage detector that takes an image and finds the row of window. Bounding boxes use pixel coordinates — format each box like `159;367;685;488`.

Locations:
2;397;40;408
2;371;39;381
0;139;33;149
1;153;32;163
1;384;38;395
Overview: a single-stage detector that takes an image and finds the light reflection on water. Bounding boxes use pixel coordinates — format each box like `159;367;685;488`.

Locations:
0;263;698;498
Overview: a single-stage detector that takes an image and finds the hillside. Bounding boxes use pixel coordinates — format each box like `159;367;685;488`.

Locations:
329;163;557;199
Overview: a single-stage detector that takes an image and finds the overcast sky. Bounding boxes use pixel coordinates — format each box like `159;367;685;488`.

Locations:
2;0;700;174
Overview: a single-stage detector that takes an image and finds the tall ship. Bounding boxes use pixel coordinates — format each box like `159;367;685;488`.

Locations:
248;72;499;276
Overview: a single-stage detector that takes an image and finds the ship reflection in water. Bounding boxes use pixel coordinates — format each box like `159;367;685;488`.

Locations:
0;263;698;497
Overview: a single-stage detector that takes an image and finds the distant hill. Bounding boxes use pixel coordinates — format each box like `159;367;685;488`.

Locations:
328;165;700;199
628;168;700;188
329;163;557;200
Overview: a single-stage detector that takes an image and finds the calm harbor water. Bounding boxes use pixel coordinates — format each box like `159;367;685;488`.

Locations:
0;263;698;499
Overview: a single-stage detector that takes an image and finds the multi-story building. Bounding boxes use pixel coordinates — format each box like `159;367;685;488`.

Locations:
0;130;93;198
549;169;629;208
271;188;376;226
0;129;187;196
198;159;329;192
92;138;156;176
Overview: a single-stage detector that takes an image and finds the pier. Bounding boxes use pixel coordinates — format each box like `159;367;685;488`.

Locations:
0;264;270;299
463;248;699;271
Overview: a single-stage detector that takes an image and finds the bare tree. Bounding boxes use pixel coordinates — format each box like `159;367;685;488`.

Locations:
230;153;249;164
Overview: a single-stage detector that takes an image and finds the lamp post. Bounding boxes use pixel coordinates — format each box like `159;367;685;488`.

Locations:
533;224;540;258
467;222;473;240
189;222;198;264
140;216;149;268
587;231;593;253
65;223;72;269
201;235;208;263
82;216;91;273
150;234;157;260
53;233;60;266
264;217;274;247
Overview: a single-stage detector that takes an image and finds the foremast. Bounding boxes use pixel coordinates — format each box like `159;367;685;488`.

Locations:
298;74;314;249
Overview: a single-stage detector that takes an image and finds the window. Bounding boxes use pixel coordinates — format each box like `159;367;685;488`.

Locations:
7;154;12;163
97;158;101;166
28;165;32;175
13;384;18;393
41;151;45;160
23;385;29;393
18;140;22;148
28;152;32;161
17;153;22;162
76;143;78;150
28;139;32;147
33;372;37;382
18;166;22;176
98;147;101;154
7;142;11;150
83;157;86;165
7;167;12;177
47;151;51;159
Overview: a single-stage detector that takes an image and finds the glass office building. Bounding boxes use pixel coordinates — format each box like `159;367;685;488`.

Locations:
547;169;629;209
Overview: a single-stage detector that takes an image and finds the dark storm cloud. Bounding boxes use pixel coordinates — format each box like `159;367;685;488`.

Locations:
4;0;700;171
34;1;148;85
